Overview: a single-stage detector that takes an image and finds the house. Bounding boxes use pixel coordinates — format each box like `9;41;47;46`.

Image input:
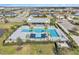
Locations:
27;15;50;24
74;12;79;16
0;12;17;17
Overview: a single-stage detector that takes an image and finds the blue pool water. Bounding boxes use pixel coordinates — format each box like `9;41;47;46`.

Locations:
21;29;29;32
36;33;41;38
21;28;59;37
33;28;45;33
30;33;47;38
47;29;59;37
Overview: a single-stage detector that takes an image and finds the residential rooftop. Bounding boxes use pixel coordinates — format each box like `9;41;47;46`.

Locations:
27;16;50;23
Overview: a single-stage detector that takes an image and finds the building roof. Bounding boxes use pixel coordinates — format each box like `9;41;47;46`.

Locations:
27;16;50;23
0;12;17;16
74;13;79;16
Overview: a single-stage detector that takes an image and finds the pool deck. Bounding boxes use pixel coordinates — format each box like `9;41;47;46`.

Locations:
5;25;68;43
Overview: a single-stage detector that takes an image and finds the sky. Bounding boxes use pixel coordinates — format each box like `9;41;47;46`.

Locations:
0;4;79;7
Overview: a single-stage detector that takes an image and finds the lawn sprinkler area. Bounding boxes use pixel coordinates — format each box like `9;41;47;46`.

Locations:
5;25;68;43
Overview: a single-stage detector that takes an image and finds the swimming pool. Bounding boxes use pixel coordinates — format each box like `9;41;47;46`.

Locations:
47;29;59;37
21;29;29;32
21;28;45;32
7;26;66;43
21;27;59;37
33;28;45;33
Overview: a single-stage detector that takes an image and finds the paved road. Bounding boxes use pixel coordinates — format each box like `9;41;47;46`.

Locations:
57;18;79;46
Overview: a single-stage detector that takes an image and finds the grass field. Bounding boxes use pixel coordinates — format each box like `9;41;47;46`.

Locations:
0;23;55;54
15;43;55;55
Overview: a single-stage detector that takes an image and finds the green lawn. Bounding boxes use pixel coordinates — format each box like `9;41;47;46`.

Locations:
0;23;55;54
58;47;79;55
0;22;23;54
15;43;55;55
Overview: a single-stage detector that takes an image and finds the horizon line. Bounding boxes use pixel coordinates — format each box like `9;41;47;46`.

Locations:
0;4;79;7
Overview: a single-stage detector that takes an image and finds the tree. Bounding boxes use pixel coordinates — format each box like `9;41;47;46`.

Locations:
16;37;23;46
43;14;46;17
11;26;16;30
50;18;56;25
71;12;75;14
38;49;42;54
23;20;28;24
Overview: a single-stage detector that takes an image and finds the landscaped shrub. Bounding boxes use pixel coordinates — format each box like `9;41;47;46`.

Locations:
11;26;16;30
38;49;42;54
50;17;56;25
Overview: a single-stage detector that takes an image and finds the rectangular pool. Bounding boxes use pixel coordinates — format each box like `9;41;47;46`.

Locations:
33;28;45;33
47;29;59;37
21;27;59;37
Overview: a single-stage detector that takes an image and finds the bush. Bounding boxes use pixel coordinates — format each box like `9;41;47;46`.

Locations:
16;37;23;46
50;18;56;25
